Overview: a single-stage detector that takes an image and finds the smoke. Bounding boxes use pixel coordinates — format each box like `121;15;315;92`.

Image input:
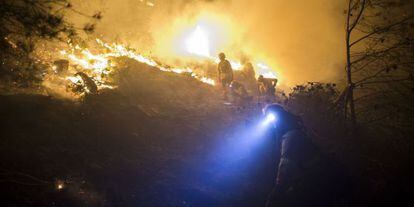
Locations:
228;0;346;86
69;0;347;88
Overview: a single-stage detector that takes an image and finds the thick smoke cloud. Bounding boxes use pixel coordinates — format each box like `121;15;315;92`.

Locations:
70;0;346;87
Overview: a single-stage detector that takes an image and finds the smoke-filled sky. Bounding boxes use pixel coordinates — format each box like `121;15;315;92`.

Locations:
70;0;347;88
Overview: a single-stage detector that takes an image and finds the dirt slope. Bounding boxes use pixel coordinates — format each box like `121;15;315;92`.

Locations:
0;59;273;207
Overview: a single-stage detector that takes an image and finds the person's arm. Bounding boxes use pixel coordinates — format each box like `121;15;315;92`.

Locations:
273;79;278;87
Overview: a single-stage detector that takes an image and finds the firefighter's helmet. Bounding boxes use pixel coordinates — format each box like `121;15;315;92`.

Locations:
219;52;226;60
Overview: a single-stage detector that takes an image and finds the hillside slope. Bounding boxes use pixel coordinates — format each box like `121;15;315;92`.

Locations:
0;59;274;207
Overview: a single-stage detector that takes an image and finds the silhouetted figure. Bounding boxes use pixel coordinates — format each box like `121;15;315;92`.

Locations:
241;61;257;95
258;75;277;103
242;62;255;80
230;80;251;106
217;52;233;99
75;72;98;94
263;104;348;207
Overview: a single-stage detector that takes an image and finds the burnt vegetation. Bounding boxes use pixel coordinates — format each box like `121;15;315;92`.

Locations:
1;0;414;207
0;0;100;88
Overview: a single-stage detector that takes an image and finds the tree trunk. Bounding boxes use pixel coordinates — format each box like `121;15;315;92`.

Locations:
346;43;356;126
346;0;357;129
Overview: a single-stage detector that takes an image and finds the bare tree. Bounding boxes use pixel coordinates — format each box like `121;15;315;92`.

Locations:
343;0;414;128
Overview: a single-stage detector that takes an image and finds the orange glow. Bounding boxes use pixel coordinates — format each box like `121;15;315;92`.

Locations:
185;26;210;57
168;15;279;80
59;39;216;90
47;12;283;98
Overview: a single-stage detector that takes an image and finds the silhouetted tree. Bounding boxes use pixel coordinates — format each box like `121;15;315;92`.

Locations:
0;0;101;87
343;0;414;128
287;82;347;137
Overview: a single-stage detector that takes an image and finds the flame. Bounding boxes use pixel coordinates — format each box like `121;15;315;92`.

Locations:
95;39;215;85
256;62;278;79
185;26;210;57
149;11;280;83
55;180;65;190
66;76;83;84
60;39;216;91
180;23;277;79
55;24;279;97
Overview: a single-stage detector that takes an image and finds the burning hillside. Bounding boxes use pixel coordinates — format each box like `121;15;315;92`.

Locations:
2;1;413;206
39;18;279;99
41;39;216;98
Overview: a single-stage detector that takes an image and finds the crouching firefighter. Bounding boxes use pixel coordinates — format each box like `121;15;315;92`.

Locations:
258;75;277;103
263;104;348;207
230;80;252;106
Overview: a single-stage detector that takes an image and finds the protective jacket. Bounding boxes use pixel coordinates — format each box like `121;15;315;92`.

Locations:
218;60;233;81
266;129;340;207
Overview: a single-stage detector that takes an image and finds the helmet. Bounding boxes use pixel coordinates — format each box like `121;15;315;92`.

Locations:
219;52;226;60
263;104;303;131
263;104;285;117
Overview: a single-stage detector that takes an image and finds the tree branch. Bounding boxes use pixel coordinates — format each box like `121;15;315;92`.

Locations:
351;41;406;65
355;77;410;86
349;0;366;33
350;16;414;47
355;67;390;84
353;57;380;73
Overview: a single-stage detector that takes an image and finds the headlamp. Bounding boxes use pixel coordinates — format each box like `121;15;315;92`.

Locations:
266;113;276;122
263;113;278;126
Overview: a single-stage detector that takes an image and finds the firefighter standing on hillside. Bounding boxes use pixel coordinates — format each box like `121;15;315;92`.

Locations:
217;52;234;99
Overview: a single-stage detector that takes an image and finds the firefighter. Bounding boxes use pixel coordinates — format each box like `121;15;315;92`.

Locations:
241;61;257;95
242;62;256;81
75;72;98;94
258;75;277;96
263;104;348;207
230;80;251;105
258;75;277;102
217;52;234;99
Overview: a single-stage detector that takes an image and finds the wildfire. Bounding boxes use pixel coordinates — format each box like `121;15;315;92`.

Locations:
55;180;65;191
256;63;278;79
182;23;278;79
185;26;211;57
51;21;280;97
59;38;217;93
